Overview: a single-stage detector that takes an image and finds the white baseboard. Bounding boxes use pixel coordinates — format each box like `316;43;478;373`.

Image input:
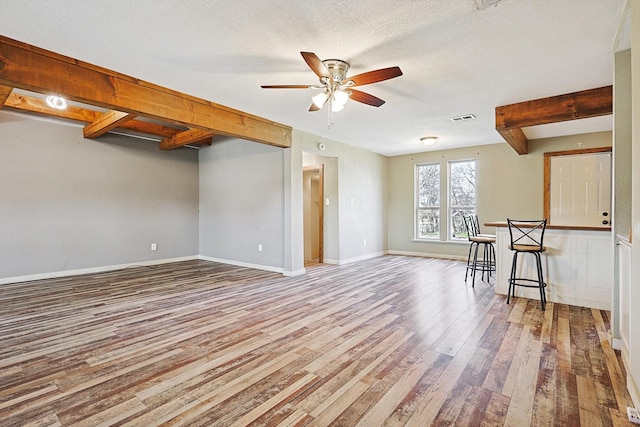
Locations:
611;337;624;351
387;250;467;262
0;255;199;285
197;255;284;274
323;251;387;266
494;285;610;310
283;268;306;277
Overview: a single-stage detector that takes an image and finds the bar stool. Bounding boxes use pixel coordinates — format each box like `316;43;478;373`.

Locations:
463;215;496;287
506;218;547;310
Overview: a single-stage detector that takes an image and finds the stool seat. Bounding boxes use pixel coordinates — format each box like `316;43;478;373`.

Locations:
509;244;546;252
507;218;548;310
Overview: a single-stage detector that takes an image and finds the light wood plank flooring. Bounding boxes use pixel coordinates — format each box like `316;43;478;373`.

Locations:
0;256;634;426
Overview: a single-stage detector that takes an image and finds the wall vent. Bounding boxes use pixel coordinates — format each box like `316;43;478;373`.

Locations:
450;114;476;122
474;0;503;10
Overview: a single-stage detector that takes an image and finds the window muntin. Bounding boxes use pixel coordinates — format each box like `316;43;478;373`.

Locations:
416;163;440;239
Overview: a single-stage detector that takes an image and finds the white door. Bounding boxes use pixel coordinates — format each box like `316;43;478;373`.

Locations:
549;152;611;227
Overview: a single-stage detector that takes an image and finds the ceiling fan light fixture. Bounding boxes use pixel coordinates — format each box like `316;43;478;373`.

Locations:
333;89;349;106
312;91;329;108
420;136;438;146
46;95;67;110
331;102;344;112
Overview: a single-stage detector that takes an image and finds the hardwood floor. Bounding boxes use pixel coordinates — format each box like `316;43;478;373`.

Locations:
0;256;633;426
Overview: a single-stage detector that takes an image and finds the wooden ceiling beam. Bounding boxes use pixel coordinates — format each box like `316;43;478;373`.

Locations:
83;110;137;139
0;35;291;148
495;86;613;155
4;92;181;138
0;84;13;108
160;129;217;150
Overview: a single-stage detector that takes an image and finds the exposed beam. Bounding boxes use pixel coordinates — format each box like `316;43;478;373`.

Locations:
160;129;216;150
496;127;528;155
4;92;181;138
495;86;613;155
0;35;291;148
83;110;137;139
0;84;13;108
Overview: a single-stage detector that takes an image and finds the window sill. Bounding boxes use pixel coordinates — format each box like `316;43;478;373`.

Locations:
411;239;469;245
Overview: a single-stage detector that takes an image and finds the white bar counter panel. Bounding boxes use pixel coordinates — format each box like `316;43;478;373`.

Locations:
485;222;612;310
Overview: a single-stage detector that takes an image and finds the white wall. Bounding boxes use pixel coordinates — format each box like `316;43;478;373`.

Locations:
628;0;640;408
199;137;285;271
0;112;199;280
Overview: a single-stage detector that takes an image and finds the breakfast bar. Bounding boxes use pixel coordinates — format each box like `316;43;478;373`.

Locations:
484;221;612;310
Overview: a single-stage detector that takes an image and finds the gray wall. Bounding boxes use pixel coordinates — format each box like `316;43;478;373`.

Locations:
387;132;612;259
0;112;199;279
199;138;285;269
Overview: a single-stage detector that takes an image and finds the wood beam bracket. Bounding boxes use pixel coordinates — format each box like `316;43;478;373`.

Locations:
160;129;216;150
83;110;137;138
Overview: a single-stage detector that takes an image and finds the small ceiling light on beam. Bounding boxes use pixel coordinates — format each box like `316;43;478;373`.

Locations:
45;95;67;110
420;136;438;146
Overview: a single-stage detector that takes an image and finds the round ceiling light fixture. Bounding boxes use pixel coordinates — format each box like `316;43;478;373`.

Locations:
46;95;67;110
420;136;438;146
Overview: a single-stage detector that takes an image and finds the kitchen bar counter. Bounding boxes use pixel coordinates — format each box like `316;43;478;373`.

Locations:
484;221;612;309
484;221;611;232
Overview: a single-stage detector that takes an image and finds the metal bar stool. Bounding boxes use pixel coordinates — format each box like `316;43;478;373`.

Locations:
506;218;547;310
463;215;496;286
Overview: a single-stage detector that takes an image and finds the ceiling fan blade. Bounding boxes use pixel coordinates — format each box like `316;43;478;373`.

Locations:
301;52;331;80
350;89;385;107
309;103;321;112
347;66;403;87
261;85;314;89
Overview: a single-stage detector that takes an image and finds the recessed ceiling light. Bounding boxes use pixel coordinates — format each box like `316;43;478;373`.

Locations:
46;95;67;110
450;114;476;122
420;136;438;146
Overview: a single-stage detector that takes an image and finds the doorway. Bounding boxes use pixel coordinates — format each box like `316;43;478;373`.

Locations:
303;166;324;265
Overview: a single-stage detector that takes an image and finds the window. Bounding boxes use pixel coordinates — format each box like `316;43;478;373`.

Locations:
449;160;476;239
415;159;476;241
416;163;440;239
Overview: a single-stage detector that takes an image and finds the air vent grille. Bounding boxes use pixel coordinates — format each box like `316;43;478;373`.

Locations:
450;114;476;122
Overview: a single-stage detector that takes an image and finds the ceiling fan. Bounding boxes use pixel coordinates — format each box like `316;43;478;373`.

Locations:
261;52;402;116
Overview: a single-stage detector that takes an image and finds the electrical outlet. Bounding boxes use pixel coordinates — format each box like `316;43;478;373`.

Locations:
628;407;640;424
151;243;157;251
363;239;367;246
258;244;263;252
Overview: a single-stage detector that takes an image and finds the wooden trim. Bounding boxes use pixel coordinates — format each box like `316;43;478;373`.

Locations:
0;84;12;107
543;146;612;224
495;86;613;155
0;35;292;148
318;164;324;264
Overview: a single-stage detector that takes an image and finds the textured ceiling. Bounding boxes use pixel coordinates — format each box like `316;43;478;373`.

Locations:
0;0;627;156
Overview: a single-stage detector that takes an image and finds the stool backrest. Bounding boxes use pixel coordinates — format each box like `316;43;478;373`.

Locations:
507;218;547;250
463;215;477;240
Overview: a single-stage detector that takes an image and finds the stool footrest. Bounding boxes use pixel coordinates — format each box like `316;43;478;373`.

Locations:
508;278;546;289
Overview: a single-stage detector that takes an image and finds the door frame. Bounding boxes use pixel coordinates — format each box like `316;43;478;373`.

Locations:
303;165;324;264
543;146;612;224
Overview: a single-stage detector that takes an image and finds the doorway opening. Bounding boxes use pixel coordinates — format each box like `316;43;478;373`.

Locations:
303;166;324;266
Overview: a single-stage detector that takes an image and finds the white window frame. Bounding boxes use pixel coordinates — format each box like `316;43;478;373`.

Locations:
415;162;440;240
448;159;477;241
